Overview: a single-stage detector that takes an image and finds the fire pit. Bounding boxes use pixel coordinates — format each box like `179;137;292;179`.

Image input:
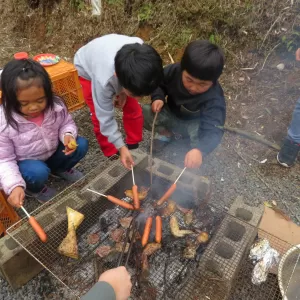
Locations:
6;151;265;299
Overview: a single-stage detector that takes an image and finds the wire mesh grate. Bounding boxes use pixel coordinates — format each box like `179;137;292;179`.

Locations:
6;154;293;300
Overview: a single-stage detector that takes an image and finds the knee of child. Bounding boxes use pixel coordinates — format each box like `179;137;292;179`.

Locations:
76;137;89;156
142;104;151;115
20;160;50;183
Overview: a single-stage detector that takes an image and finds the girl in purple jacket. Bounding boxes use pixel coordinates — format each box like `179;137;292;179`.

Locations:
0;59;88;207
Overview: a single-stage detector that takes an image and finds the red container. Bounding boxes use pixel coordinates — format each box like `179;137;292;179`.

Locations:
14;52;29;60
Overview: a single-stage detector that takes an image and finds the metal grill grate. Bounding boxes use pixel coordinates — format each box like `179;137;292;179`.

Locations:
229;230;293;300
6;153;290;300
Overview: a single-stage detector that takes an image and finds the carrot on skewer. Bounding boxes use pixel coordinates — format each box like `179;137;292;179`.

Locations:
142;217;153;247
157;183;177;206
87;189;134;210
131;165;140;210
21;206;47;243
155;216;162;243
132;185;140;210
106;195;134;210
156;167;187;206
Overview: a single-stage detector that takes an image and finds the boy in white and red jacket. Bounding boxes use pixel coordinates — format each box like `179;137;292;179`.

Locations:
74;34;163;169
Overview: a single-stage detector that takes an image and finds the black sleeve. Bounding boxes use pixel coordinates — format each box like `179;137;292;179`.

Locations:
151;64;177;103
195;97;226;155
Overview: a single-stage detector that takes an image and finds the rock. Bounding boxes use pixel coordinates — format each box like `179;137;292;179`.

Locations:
276;63;285;71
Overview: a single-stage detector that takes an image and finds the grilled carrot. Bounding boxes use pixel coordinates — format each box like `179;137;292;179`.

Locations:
157;183;177;206
155;216;162;243
132;185;140;210
106;195;134;210
28;217;48;243
142;217;153;247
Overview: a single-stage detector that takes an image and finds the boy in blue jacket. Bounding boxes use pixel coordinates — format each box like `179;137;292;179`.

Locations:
143;40;226;168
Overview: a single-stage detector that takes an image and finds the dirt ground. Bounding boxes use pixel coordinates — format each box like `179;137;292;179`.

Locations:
1;0;300;299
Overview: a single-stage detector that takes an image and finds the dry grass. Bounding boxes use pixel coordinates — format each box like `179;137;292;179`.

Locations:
0;0;299;68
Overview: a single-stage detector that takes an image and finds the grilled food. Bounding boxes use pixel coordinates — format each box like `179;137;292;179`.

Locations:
170;216;193;238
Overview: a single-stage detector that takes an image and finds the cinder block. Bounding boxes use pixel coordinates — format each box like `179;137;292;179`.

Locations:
146;157;211;203
0;235;43;289
199;215;257;282
228;196;263;227
81;150;147;197
176;198;263;299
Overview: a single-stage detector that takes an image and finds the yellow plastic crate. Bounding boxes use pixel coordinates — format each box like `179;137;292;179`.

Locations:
0;60;85;112
0;191;20;237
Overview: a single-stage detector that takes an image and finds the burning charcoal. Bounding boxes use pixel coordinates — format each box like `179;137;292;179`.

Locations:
87;233;100;245
143;243;161;256
196;231;209;244
184;210;193;225
96;245;112;258
110;228;124;242
100;218;108;233
170;216;193;238
142;254;149;273
183;244;197;259
119;217;133;229
161;200;177;217
115;242;130;253
124;186;148;200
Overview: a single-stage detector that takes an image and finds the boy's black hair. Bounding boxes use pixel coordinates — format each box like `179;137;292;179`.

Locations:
1;59;54;129
181;40;224;82
115;43;163;97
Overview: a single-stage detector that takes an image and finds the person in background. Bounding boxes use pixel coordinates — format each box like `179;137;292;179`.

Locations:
81;266;132;300
0;59;88;206
74;34;163;169
143;40;226;168
277;48;300;167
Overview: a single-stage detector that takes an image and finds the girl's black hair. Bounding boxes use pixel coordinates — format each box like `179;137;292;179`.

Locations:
1;59;54;129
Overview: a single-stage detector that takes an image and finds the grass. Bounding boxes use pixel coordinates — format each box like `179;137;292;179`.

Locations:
0;0;299;67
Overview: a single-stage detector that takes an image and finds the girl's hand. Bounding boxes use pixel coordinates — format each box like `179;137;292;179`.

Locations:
184;149;203;169
7;186;25;208
63;135;76;155
98;266;132;300
119;146;134;169
152;100;164;113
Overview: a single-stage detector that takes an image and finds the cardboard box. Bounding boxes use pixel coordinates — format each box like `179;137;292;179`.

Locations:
258;206;300;274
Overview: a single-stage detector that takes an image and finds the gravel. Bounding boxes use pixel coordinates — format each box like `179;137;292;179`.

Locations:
2;104;299;299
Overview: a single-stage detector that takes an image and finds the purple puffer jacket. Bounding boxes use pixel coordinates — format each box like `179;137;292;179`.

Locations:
0;100;78;195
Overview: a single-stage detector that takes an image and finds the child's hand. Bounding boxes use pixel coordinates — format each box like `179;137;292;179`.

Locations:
152;100;164;112
98;266;132;300
296;48;300;61
114;92;127;109
63;135;77;155
184;149;203;168
119;146;134;169
7;186;25;208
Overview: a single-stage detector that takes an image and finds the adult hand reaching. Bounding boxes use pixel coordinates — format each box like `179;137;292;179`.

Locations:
99;266;132;300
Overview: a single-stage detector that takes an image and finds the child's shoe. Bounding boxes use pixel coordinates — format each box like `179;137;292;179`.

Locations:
26;186;57;203
55;168;84;182
277;138;300;167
